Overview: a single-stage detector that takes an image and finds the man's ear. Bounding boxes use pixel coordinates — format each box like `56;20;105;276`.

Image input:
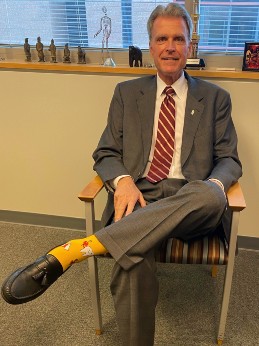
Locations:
188;41;193;58
149;40;154;58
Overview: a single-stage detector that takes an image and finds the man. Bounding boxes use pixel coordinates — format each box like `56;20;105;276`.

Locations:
1;3;242;346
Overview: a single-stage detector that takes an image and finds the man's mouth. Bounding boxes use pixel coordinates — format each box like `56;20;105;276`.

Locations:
162;57;179;61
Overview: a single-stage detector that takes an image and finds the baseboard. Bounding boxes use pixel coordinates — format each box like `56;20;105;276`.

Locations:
0;210;258;250
0;209;87;230
238;236;259;251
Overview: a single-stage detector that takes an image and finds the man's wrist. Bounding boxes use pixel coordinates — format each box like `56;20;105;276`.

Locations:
111;175;132;189
208;178;225;193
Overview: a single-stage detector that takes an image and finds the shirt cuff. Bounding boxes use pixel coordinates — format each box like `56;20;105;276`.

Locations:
208;178;225;192
110;175;131;189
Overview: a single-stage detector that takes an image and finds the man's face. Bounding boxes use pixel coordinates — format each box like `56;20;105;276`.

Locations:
149;16;191;85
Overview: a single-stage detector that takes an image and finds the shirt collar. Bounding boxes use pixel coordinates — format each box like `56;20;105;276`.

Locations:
156;72;187;100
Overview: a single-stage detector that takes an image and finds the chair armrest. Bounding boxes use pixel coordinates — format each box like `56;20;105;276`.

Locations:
226;182;246;212
78;175;104;202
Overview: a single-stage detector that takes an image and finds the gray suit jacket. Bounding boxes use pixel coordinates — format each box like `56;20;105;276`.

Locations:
93;72;242;239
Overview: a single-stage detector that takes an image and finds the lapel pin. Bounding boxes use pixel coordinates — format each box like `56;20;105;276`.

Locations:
191;110;195;115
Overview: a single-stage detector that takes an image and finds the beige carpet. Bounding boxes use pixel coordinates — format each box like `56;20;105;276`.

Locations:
0;222;258;346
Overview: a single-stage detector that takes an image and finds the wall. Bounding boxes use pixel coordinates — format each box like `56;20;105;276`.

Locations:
0;69;258;238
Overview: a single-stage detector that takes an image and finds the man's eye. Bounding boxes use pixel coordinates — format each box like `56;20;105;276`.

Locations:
175;37;185;44
157;36;167;42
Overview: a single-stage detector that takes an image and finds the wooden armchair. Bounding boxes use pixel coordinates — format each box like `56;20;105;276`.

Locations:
78;177;246;345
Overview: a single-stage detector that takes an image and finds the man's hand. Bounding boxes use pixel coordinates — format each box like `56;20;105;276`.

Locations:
114;176;146;222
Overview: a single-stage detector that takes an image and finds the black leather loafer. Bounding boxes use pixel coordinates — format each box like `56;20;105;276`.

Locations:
1;254;64;305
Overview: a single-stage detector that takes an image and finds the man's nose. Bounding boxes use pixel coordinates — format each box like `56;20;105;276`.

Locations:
166;40;176;51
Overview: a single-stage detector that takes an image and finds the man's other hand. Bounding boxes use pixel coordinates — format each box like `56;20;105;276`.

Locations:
114;176;146;222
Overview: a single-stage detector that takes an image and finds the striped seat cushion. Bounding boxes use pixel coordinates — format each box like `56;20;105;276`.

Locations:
155;234;228;265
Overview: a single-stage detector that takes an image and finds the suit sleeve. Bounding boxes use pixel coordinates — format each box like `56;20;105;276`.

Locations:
92;84;130;182
207;91;242;191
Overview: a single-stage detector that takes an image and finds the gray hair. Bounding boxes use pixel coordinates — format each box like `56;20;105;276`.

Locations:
147;3;193;41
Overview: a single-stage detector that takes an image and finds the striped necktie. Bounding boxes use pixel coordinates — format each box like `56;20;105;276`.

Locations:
146;86;176;183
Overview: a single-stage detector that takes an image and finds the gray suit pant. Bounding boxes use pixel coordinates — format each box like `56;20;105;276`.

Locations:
96;179;226;346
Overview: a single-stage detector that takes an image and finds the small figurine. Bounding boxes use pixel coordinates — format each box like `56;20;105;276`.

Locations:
36;36;45;62
24;38;31;62
77;46;86;64
63;43;71;63
129;46;143;67
48;39;57;63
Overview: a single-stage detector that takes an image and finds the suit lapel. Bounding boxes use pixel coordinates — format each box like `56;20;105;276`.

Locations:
136;76;157;166
181;74;205;167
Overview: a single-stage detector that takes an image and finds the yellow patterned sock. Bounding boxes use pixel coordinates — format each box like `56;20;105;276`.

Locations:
48;235;107;271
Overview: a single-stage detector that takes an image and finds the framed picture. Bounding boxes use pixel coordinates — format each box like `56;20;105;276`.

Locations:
242;42;259;72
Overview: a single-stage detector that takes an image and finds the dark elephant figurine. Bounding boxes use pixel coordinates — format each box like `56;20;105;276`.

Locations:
129;46;143;67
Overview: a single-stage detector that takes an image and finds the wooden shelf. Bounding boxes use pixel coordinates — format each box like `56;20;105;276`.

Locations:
1;61;259;80
188;69;259;80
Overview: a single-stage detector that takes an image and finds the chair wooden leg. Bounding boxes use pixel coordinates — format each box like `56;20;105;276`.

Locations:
211;265;218;278
87;256;103;334
85;201;103;334
217;211;239;343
